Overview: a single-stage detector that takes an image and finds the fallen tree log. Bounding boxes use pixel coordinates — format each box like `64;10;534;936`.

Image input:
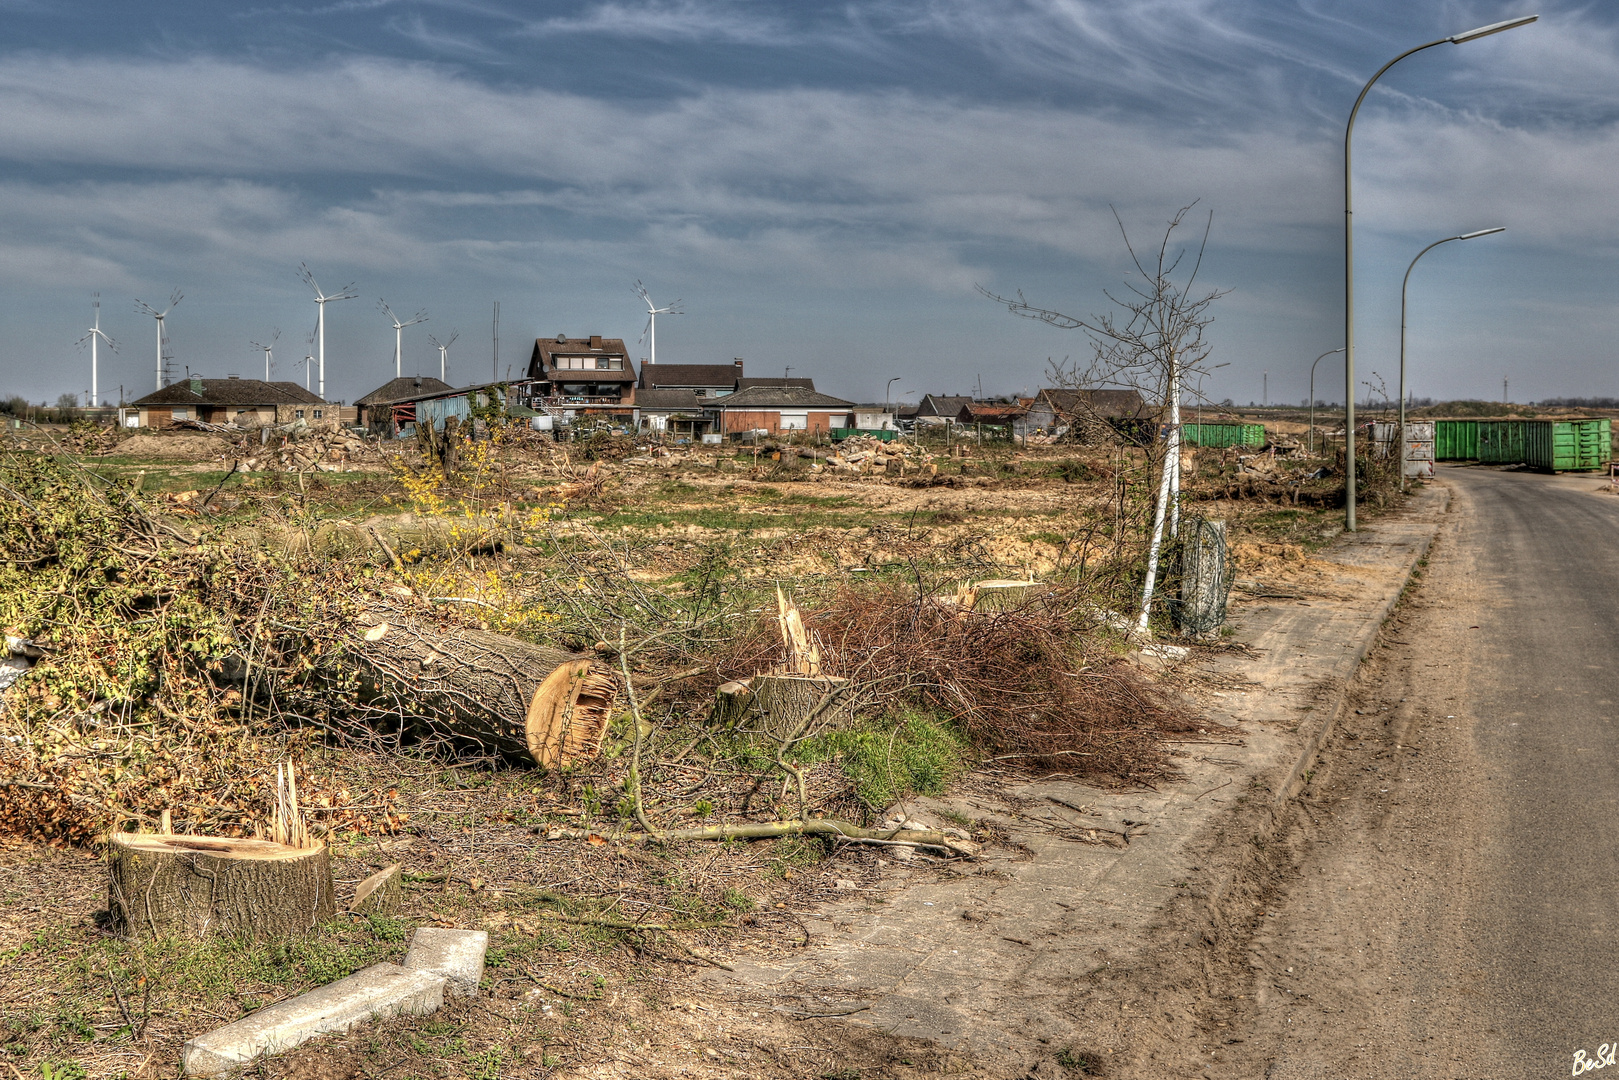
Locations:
545;818;978;858
107;832;336;939
349;608;618;767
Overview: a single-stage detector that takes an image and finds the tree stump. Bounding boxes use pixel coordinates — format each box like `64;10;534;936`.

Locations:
713;674;852;739
350;863;403;916
107;833;336;939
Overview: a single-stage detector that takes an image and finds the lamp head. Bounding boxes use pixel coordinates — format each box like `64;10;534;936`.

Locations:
1459;227;1507;240
1450;15;1537;43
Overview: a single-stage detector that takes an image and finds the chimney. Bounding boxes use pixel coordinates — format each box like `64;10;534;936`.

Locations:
228;374;240;379
590;335;602;350
733;358;744;373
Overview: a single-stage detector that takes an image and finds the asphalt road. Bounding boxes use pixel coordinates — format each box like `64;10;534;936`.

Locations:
1216;465;1619;1080
1460;465;1619;1070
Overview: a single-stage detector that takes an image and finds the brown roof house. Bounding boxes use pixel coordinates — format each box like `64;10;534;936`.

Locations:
527;335;636;418
129;376;339;430
913;394;974;425
634;388;715;436
712;385;855;437
640;361;744;397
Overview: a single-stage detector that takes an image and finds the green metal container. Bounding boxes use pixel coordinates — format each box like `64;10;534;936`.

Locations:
830;427;899;442
1183;422;1265;449
1477;420;1525;465
1524;418;1612;472
1433;419;1479;461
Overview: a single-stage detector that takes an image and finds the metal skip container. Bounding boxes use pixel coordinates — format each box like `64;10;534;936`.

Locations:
1402;420;1435;478
1434;419;1479;461
1524;418;1612;472
1182;422;1265;448
1478;419;1525;464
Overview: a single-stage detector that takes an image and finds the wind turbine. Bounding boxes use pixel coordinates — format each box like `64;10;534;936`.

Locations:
428;329;459;383
75;293;118;408
250;329;280;381
633;280;681;366
378;300;428;379
134;290;182;391
299;264;357;400
302;325;317;391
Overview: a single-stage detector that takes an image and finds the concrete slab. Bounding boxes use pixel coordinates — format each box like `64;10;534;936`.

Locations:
402;926;488;998
181;963;445;1077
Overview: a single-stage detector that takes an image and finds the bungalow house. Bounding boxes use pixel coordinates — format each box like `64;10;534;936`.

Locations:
1039;387;1154;442
359;380;544;437
355;376;452;430
638;360;816;399
711;385;855;436
913;394;973;426
641;361;744;399
129;376;340;429
527;335;636;420
634;389;714;437
956;401;1029;430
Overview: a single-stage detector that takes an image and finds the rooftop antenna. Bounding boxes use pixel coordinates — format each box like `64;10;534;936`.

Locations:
250;329;281;381
134;289;182;391
378;300;428;379
299;263;357;400
492;301;499;383
75;293;118;407
428;329;459;384
634;280;681;366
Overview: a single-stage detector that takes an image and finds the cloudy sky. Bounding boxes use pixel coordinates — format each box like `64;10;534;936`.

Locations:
0;1;1607;408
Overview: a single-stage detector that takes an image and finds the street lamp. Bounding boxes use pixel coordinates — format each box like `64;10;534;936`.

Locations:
1309;348;1345;455
1194;362;1231;431
1398;227;1505;489
1342;13;1537;530
885;376;900;428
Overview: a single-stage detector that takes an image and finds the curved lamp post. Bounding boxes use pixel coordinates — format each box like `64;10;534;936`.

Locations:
1309;347;1345;454
1398;227;1505;488
1343;14;1536;530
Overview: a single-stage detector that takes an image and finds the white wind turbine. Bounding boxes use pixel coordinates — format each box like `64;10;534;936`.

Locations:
250;329;280;381
75;293;118;408
134;289;183;391
634;280;681;366
428;329;459;383
379;300;428;379
299;264;357;400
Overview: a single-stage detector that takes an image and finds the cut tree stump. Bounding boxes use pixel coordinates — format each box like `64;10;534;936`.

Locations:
714;674;852;739
107;833;336;939
350;863;403;916
350;608;618;767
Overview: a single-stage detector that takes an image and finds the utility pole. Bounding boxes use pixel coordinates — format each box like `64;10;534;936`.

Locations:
491;301;500;383
1263;370;1268;407
1503;376;1509;403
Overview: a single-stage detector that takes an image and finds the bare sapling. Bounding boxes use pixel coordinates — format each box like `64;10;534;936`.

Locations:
981;202;1227;637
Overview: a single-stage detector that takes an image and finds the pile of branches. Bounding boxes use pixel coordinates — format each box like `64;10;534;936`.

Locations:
715;585;1196;781
0;449;412;846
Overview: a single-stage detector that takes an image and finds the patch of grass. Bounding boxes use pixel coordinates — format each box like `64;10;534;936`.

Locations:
1056;1045;1105;1074
794;709;969;810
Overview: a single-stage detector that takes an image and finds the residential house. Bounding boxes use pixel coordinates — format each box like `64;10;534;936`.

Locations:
711;385;855;436
360;380;542;437
355;376;453;430
129;376;341;429
913;394;973;426
527;335;636;419
956;401;1028;428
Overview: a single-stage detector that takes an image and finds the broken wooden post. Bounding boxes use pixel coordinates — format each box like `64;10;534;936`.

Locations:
350;863;403;917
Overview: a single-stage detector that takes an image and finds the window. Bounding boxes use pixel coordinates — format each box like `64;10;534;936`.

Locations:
295;409;305;419
779;410;809;431
596;357;623;370
171;407;191;420
313;409;323;419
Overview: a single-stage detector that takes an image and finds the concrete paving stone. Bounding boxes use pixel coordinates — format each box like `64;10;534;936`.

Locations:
182;963;445;1076
402;926;489;998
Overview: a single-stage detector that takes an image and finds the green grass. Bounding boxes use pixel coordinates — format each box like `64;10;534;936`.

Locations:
795;710;969;810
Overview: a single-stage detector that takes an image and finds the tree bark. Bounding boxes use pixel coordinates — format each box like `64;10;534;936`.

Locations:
106;833;335;939
350;607;618;767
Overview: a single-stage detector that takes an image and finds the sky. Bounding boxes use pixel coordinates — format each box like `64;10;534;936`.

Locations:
0;0;1611;409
